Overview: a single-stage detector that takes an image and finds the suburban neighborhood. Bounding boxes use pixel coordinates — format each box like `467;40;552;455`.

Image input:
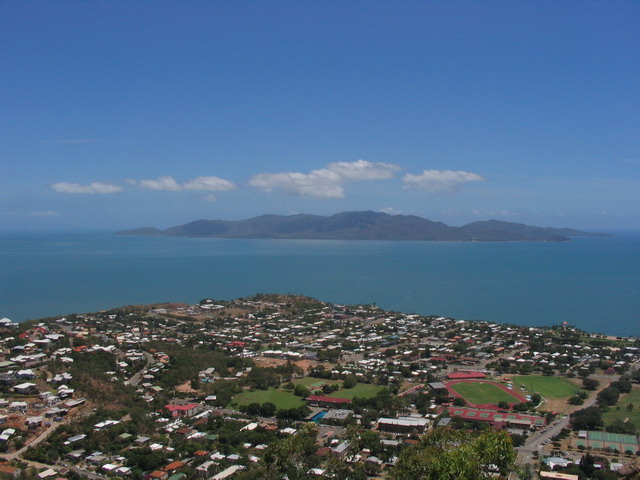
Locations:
1;294;640;480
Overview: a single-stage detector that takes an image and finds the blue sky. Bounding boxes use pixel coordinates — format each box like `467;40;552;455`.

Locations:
2;1;639;231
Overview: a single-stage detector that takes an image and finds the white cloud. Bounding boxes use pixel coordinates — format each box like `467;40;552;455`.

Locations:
249;170;344;198
248;160;400;198
183;176;236;191
327;159;399;180
51;182;123;194
137;176;182;191
403;169;484;192
380;207;403;215
136;175;236;192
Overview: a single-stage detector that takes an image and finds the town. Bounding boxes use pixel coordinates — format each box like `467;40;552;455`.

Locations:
1;294;639;480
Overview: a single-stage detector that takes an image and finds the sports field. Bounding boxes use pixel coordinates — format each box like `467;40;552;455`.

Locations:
327;383;384;400
292;377;340;388
293;378;383;399
231;380;383;409
450;381;521;405
602;387;640;427
231;388;304;409
512;375;580;399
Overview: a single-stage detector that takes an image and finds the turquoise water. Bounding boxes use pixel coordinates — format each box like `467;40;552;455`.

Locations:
311;411;328;423
1;232;639;336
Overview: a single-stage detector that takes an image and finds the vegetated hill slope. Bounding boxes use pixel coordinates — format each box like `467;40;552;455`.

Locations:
115;211;608;242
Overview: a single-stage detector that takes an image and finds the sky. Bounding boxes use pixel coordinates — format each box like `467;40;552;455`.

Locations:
2;1;639;232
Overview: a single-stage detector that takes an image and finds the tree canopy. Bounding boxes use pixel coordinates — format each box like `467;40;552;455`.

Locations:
388;427;516;480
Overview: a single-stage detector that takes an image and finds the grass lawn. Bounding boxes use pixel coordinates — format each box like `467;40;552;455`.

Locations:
450;382;520;405
231;388;304;409
512;375;580;399
230;380;383;409
292;377;340;388
603;387;640;427
327;383;384;400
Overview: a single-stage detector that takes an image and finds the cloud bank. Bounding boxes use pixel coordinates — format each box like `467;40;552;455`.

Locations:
403;169;484;192
248;159;400;198
51;182;123;194
135;175;236;192
50;164;483;204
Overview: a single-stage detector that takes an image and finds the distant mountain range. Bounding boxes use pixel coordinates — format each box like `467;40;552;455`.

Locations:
114;211;609;242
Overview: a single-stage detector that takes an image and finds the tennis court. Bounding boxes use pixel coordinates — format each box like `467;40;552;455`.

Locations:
577;431;640;453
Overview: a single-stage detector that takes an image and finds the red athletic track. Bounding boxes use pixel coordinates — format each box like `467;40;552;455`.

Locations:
443;379;527;410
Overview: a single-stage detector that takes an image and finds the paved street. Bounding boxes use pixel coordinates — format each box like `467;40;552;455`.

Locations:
517;358;640;467
126;351;154;386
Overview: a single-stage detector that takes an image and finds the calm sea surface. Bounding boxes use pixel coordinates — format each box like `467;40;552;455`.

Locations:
1;232;639;336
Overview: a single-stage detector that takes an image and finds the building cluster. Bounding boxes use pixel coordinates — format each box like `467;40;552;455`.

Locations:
0;298;639;479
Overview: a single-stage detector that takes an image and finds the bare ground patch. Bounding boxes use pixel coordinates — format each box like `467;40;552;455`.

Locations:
176;380;197;394
253;356;322;374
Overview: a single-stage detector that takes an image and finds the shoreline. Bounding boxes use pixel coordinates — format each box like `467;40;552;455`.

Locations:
11;297;639;343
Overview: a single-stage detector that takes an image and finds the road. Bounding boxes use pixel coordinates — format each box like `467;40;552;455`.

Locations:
516;358;640;467
4;416;72;461
126;351;154;386
4;413;105;479
517;380;612;466
17;458;105;480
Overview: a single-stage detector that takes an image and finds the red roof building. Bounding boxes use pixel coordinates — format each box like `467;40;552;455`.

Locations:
165;403;200;417
162;461;184;472
443;406;546;428
446;371;486;380
306;396;352;407
145;471;168;480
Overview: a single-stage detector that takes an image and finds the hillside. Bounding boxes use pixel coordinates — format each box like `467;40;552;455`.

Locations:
115;211;608;242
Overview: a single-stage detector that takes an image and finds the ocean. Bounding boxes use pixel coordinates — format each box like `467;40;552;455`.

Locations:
1;232;639;336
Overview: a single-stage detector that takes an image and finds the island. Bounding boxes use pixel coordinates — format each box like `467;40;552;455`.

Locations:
1;294;639;480
115;211;609;242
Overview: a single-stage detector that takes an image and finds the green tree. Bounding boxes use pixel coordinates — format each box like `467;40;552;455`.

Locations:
579;453;596;476
570;406;603;430
612;377;632;394
606;419;636;435
293;384;310;397
260;402;276;417
263;434;305;475
568;395;584;406
245;403;262;415
343;375;357;389
389;428;516;480
510;433;526;447
582;378;599;390
262;424;317;478
597;386;620;406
